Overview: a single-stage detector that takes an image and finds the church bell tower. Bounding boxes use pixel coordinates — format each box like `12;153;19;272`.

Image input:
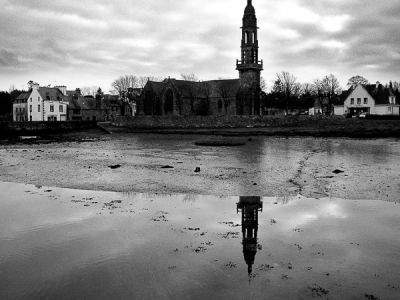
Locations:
236;0;263;115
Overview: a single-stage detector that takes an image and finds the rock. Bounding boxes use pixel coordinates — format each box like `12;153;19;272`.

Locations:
109;164;121;169
161;165;174;169
194;167;201;173
333;169;345;174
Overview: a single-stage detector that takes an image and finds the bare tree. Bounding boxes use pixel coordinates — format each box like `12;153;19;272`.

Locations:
274;71;301;115
111;75;139;97
319;74;341;115
138;76;163;89
260;77;267;92
347;75;369;87
80;86;100;97
301;83;313;96
181;73;199;82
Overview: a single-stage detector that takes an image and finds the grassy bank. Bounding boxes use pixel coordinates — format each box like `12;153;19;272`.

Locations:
111;117;400;138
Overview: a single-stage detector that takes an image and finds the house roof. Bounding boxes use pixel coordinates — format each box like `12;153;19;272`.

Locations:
15;91;31;101
38;87;65;101
363;84;398;105
68;94;122;110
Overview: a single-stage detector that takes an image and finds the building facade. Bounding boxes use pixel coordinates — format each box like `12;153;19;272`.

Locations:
137;0;263;116
13;83;69;122
334;83;400;116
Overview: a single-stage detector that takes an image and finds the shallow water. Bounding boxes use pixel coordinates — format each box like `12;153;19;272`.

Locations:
1;181;400;299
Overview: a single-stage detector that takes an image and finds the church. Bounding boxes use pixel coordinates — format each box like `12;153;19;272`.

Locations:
137;0;263;116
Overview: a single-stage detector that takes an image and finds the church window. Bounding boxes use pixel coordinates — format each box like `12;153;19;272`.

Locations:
252;32;255;43
245;32;249;44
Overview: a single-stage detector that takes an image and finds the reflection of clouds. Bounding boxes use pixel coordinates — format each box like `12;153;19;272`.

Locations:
322;202;347;219
273;198;348;229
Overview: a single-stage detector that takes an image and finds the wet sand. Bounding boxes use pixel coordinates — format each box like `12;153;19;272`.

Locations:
0;132;399;201
0;182;399;299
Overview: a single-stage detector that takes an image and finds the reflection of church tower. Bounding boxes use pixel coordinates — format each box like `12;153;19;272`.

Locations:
237;196;263;276
236;0;263;115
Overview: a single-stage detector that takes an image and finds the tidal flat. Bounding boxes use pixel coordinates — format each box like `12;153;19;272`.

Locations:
0;133;399;201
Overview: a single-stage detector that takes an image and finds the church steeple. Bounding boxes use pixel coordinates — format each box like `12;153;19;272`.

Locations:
236;0;263;115
237;0;262;70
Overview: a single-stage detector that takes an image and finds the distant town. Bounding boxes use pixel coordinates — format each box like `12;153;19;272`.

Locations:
0;73;399;124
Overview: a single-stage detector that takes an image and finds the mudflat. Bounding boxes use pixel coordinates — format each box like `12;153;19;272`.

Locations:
0;131;399;201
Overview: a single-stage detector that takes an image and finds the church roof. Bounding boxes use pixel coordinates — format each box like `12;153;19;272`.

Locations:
143;78;240;100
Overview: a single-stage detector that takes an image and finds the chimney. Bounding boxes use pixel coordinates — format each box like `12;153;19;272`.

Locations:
376;81;380;89
32;82;39;91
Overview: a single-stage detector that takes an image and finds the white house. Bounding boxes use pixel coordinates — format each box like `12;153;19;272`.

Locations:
15;83;69;122
334;82;400;116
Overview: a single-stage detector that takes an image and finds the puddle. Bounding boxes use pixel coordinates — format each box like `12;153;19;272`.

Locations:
0;182;399;299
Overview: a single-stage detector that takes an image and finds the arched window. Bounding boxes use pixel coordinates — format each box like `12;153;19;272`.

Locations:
244;32;248;44
252;32;255;44
164;90;174;114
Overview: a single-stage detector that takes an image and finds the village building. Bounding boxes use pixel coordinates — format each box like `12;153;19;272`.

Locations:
334;82;400;116
66;89;126;121
137;0;262;116
13;83;68;122
13;92;30;122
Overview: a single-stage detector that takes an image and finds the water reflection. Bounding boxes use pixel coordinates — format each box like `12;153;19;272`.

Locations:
237;196;263;277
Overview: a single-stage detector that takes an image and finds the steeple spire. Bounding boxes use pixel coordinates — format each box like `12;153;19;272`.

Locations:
236;0;263;115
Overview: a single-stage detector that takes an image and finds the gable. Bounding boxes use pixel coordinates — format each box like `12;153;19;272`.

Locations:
344;85;375;106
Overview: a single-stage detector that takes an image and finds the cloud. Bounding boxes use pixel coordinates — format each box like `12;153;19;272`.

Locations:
0;0;399;90
0;49;20;67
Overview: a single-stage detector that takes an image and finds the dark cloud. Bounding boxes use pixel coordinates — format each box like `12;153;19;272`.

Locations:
0;0;399;90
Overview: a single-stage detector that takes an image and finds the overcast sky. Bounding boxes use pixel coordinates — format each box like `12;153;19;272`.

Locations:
0;0;399;92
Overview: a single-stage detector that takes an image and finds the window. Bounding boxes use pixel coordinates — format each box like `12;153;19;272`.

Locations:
38;105;40;112
357;98;361;105
364;98;368;104
50;105;54;112
351;98;354;105
30;105;32;112
59;105;63;113
30;97;32;102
